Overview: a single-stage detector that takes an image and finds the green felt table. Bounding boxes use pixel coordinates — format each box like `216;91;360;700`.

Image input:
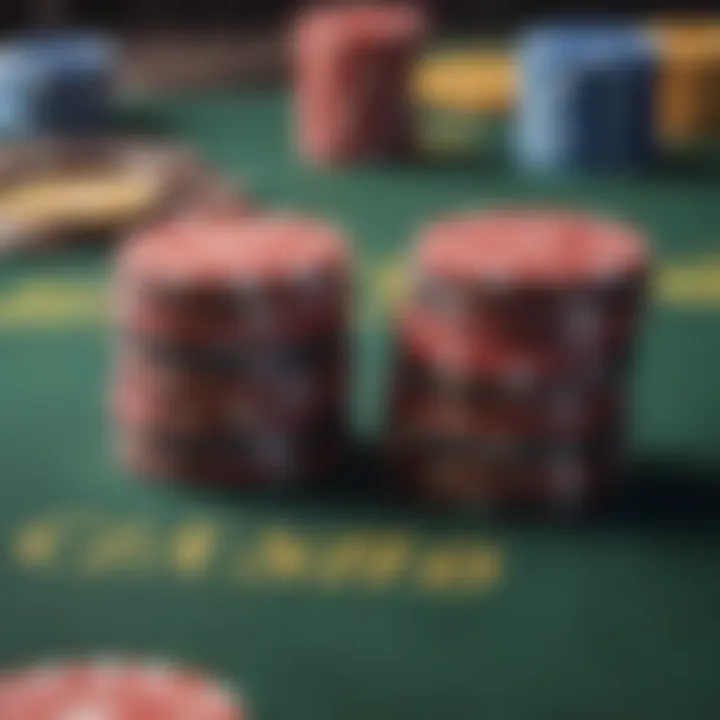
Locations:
0;91;719;720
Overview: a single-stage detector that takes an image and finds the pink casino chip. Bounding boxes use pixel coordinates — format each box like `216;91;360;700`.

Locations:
0;659;245;719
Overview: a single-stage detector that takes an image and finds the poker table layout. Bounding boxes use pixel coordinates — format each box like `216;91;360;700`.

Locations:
0;90;719;720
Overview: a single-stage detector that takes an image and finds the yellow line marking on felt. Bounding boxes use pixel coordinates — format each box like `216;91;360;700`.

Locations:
82;521;157;575
13;514;75;569
171;521;221;578
656;262;720;307
0;279;107;329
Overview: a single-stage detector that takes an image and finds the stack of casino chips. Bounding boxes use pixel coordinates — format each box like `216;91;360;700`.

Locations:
0;44;37;139
652;23;720;144
0;32;116;139
111;213;352;487
387;210;649;511
516;22;658;174
293;2;429;166
23;32;117;136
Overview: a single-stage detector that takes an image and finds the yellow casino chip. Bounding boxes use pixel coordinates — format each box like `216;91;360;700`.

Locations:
0;172;163;232
413;48;517;115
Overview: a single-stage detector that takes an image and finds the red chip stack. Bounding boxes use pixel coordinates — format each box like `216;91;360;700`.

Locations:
112;213;352;487
387;209;650;511
293;2;429;166
0;659;245;719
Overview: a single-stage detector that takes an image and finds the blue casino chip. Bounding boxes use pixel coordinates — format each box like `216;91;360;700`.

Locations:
516;21;659;174
5;31;117;137
0;43;37;138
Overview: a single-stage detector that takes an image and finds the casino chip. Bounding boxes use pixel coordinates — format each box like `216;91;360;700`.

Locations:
113;347;346;434
115;214;351;345
387;208;649;511
17;31;117;136
414;209;648;289
293;3;429;165
0;139;241;254
0;173;162;230
407;209;648;352
516;22;657;174
412;49;517;116
112;212;352;487
0;658;245;719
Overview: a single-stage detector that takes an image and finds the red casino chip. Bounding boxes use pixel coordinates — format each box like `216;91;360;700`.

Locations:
112;374;247;435
390;378;625;438
124;330;348;379
117;425;347;487
294;3;429;165
112;353;348;435
410;210;648;346
116;430;259;485
415;209;649;291
406;451;619;510
397;305;628;387
114;347;347;405
115;213;352;344
117;213;351;294
389;345;628;437
0;659;245;719
390;432;624;510
116;276;350;348
411;275;645;350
